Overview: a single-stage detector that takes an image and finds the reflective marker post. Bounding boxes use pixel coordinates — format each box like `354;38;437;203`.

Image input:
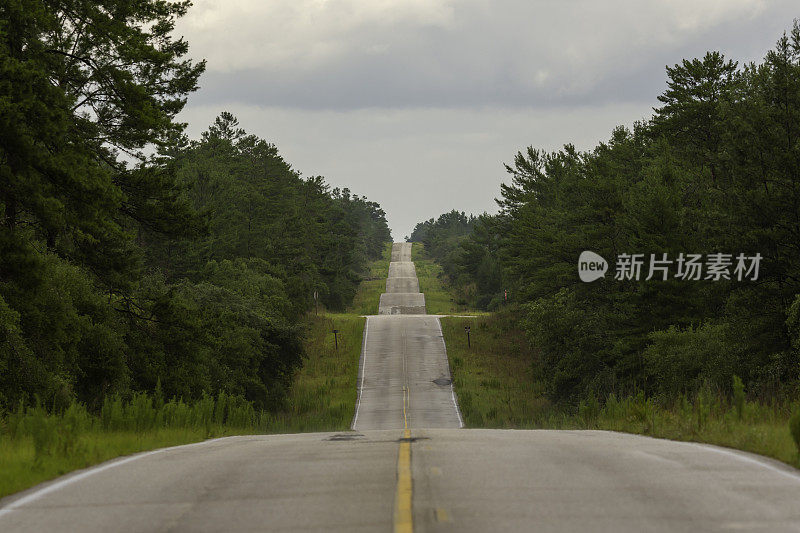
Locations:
465;325;471;349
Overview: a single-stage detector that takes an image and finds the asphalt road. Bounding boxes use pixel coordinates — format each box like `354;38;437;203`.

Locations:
3;430;800;532
355;243;461;430
3;242;800;532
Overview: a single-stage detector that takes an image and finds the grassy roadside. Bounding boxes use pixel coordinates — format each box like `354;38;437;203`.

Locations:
0;427;221;500
0;309;366;500
348;243;391;315
273;313;363;433
442;312;545;428
0;240;391;500
443;312;800;469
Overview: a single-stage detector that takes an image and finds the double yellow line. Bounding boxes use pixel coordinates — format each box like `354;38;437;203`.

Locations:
394;386;413;533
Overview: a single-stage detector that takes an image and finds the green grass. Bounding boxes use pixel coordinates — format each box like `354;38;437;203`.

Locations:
443;312;800;469
0;428;224;499
271;313;364;433
0;238;385;500
0;312;365;500
442;312;547;428
348;242;391;315
0;240;423;499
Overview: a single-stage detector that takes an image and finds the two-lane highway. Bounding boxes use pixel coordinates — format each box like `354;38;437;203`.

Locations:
355;242;462;431
3;242;800;532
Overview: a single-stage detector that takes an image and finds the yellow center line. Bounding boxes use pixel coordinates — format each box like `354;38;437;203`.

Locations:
395;386;413;532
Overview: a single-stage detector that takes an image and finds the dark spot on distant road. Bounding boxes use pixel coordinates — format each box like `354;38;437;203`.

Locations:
327;433;364;441
398;437;430;443
433;378;452;386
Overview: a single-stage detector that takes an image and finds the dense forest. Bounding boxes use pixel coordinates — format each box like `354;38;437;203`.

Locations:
0;1;390;412
415;22;800;407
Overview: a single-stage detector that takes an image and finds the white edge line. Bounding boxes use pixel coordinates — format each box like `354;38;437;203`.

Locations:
351;316;370;429
674;439;800;484
435;317;464;428
0;437;230;520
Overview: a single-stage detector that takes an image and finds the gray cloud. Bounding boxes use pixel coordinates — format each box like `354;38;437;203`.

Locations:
176;1;800;237
182;0;797;110
180;103;659;238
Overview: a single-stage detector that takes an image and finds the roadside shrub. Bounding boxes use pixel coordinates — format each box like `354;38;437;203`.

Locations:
643;323;736;400
26;406;57;461
57;402;91;457
214;391;229;425
227;395;256;428
578;394;600;428
602;394;621;420
192;392;215;434
790;405;800;455
100;395;126;431
0;390;274;461
127;392;155;432
694;385;714;432
732;375;745;420
4;399;26;439
629;391;654;432
161;398;191;428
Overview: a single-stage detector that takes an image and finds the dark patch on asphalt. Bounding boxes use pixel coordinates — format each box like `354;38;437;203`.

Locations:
398;437;430;443
433;378;452;386
327;433;365;441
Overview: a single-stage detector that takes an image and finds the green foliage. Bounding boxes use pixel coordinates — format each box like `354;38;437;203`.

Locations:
578;394;600;428
0;310;365;499
0;0;204;290
418;22;800;407
409;210;475;262
0;4;390;414
0;250;128;409
409;211;490;307
732;375;746;420
441;313;546;428
643;323;737;399
790;407;800;455
348;242;391;315
412;248;474;315
149;112;391;315
0;2;390;498
441;314;800;468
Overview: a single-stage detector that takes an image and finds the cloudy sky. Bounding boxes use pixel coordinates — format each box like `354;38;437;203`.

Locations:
174;0;798;239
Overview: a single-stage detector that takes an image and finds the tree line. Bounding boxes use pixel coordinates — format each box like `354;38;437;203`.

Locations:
0;1;390;412
414;22;800;406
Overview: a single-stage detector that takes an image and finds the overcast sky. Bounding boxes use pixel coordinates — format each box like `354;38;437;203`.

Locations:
175;0;798;239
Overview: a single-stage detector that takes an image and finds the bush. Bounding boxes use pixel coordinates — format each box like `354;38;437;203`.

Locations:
57;403;92;457
790;406;800;455
643;323;737;400
732;375;745;420
26;407;57;461
578;394;600;427
101;395;126;431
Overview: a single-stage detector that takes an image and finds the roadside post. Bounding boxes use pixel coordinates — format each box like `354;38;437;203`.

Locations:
333;329;339;350
314;291;318;316
465;325;471;348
